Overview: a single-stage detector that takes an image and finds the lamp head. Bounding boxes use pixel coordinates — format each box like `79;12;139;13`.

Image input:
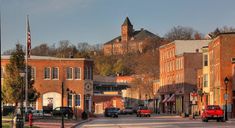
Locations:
224;77;229;84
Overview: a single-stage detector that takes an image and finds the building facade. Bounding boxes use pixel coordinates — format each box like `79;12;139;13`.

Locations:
232;58;235;117
208;33;235;117
103;17;161;55
1;55;93;116
159;40;211;115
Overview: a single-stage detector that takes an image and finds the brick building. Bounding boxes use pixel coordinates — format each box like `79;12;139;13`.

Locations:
159;40;211;115
208;33;235;117
1;55;93;116
232;58;235;117
103;17;161;55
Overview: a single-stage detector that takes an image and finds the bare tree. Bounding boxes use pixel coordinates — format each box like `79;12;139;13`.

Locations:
165;26;197;41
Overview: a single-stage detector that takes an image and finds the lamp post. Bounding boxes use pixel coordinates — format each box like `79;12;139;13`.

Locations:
19;70;25;128
61;81;64;128
224;77;229;121
145;94;148;107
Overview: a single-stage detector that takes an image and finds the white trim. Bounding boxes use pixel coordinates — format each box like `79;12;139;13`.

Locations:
52;67;59;80
75;94;81;107
74;67;81;80
44;67;51;80
66;67;73;80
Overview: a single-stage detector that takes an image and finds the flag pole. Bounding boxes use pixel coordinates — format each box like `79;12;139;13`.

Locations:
25;15;29;113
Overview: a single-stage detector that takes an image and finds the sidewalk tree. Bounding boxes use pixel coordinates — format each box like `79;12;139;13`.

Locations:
2;44;39;106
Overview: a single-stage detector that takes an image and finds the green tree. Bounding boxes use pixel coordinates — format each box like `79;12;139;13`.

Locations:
2;44;39;106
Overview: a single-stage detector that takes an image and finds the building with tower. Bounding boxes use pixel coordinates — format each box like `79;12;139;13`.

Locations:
103;17;161;55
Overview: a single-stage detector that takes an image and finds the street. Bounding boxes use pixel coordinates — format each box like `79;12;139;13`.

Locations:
77;115;235;128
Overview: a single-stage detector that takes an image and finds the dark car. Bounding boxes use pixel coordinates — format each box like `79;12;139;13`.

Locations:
52;107;73;119
123;107;134;114
104;107;119;118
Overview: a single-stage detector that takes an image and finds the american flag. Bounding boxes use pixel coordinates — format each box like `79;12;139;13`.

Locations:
27;15;31;58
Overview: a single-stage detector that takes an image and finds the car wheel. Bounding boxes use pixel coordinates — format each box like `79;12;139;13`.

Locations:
149;115;151;117
217;119;220;122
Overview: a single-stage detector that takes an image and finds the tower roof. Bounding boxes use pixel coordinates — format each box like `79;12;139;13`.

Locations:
122;17;132;26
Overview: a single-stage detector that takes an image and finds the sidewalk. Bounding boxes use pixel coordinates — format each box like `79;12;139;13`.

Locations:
24;118;93;128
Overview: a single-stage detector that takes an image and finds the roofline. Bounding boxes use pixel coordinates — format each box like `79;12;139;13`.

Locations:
1;55;93;61
159;40;212;49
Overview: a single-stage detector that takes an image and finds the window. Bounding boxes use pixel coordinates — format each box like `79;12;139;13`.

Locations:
66;67;73;80
75;94;81;106
89;66;93;80
67;94;72;107
204;54;208;66
84;66;88;79
31;67;36;80
203;74;208;87
74;67;81;80
52;67;59;79
44;67;50;79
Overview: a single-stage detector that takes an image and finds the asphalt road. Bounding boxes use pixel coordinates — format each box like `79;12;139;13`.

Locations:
77;114;235;128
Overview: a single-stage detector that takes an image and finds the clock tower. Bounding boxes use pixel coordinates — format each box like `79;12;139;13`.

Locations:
121;17;133;42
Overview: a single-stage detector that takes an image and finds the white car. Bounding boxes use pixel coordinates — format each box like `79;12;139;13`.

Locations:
32;110;43;116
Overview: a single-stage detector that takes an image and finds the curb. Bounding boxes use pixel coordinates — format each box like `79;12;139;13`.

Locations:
71;118;93;128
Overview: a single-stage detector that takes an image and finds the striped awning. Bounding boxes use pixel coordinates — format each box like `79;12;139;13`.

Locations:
167;94;175;102
162;95;170;103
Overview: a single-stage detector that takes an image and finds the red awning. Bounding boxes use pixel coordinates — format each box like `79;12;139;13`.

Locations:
167;94;175;102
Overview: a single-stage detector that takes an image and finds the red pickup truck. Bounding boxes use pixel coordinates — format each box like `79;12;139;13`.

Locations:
136;106;151;117
201;105;224;122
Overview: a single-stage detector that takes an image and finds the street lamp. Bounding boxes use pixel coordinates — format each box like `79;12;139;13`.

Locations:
145;94;148;107
224;77;229;121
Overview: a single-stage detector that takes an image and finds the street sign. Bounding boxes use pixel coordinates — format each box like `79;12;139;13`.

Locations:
190;92;198;101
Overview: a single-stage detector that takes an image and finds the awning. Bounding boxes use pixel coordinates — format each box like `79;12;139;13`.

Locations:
162;95;170;103
167;94;175;102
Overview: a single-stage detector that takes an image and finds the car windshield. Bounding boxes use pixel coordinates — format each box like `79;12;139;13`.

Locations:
207;106;220;110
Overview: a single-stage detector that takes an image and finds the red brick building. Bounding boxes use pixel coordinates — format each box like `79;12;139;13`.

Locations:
232;58;235;117
103;17;161;55
1;55;93;116
208;33;235;117
159;40;211;115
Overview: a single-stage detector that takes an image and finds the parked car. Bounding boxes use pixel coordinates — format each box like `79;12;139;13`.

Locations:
201;105;224;122
104;107;119;118
136;106;151;117
2;106;15;116
32;110;43;117
52;107;73;119
133;105;144;113
123;107;134;114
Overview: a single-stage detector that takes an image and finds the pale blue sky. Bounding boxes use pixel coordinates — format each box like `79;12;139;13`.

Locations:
1;0;235;53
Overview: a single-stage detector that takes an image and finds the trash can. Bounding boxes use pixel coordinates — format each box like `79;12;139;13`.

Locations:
82;111;88;120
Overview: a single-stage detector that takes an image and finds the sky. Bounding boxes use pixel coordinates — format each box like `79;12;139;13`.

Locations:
1;0;235;53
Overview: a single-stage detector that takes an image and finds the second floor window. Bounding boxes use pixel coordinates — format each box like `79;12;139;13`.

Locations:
74;67;81;80
52;67;59;79
203;74;208;87
31;67;36;80
204;54;208;66
66;67;73;79
44;67;50;79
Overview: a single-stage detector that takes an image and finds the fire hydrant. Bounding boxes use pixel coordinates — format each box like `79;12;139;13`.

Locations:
29;112;33;127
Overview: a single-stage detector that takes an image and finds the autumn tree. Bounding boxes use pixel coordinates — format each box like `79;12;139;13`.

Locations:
2;44;39;106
